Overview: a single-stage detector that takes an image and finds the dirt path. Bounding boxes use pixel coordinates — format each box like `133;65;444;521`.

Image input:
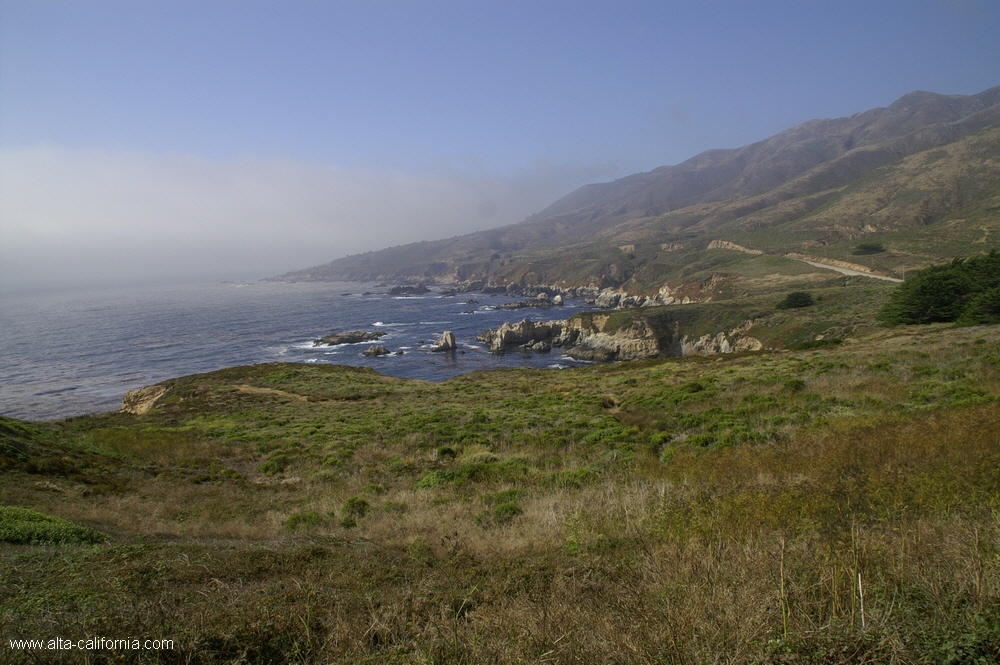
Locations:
792;258;903;282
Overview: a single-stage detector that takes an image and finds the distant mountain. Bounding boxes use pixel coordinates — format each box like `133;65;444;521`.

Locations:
273;86;1000;294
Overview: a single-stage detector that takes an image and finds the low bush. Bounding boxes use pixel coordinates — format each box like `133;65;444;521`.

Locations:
341;496;369;518
853;242;886;255
777;291;815;309
0;506;104;545
284;512;322;531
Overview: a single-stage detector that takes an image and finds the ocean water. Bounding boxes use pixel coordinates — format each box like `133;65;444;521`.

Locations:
0;280;591;421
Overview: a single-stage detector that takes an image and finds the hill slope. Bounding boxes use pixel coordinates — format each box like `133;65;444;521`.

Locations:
273;86;1000;295
4;323;1000;662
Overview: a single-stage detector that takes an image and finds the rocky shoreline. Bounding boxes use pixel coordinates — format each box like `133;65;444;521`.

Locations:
439;280;697;310
477;314;763;362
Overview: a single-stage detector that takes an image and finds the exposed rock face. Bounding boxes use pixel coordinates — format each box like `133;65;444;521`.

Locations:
480;314;764;362
431;331;457;352
387;283;430;295
680;319;764;355
477;318;564;353
315;331;387;346
121;385;168;415
561;316;661;362
362;345;390;357
590;285;693;309
707;239;763;255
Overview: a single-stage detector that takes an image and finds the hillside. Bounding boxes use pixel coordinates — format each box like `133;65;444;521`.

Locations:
3;321;999;662
273;86;1000;297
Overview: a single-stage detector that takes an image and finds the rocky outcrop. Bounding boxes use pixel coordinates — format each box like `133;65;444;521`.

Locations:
707;240;763;255
431;331;457;352
679;319;763;355
477;318;564;353
681;332;763;355
315;331;387;346
387;283;430;295
560;315;661;362
362;345;391;357
480;314;764;362
121;385;168;415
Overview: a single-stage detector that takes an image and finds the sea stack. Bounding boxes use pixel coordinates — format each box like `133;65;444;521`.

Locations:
431;331;457;352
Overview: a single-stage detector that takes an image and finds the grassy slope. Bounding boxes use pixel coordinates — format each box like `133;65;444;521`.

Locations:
276;125;1000;295
2;320;1000;663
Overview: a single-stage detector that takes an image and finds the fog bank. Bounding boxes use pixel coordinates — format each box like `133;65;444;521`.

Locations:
0;147;614;290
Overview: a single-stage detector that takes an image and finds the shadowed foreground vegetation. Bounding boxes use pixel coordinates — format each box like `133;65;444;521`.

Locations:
2;322;1000;663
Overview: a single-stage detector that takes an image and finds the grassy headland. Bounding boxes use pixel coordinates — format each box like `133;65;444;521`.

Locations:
2;313;1000;663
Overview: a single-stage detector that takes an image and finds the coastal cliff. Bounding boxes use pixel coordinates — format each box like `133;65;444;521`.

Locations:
478;308;764;362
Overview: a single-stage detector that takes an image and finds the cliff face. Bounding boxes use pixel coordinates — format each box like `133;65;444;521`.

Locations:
477;310;765;362
560;315;661;362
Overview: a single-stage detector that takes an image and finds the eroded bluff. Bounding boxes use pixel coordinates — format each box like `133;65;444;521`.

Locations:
477;315;762;362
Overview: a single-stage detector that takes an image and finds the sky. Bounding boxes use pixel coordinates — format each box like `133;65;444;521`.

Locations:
2;1;999;289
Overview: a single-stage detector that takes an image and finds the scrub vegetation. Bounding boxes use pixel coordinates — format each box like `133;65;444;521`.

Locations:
880;249;1000;326
2;303;1000;662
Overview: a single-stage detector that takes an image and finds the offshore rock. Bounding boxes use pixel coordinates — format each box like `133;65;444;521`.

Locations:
315;331;387;346
362;345;391;357
431;331;457;352
387;283;430;296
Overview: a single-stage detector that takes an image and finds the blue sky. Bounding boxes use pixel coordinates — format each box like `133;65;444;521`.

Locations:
2;1;999;287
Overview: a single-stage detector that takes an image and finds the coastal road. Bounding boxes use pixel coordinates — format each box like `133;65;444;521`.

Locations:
794;259;903;283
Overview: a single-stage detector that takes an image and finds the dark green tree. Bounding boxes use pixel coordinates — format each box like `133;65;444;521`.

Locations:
853;242;885;255
777;291;815;309
880;250;1000;326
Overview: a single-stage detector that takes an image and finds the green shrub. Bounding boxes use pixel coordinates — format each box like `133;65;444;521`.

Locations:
491;502;523;524
777;291;815;309
342;496;369;518
0;506;105;545
783;378;807;393
415;469;457;489
853;242;885;255
258;453;291;474
476;501;523;527
787;338;842;351
284;512;322;531
555;467;598;488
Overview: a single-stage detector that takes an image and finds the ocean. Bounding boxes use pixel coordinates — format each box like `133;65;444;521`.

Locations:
0;280;592;421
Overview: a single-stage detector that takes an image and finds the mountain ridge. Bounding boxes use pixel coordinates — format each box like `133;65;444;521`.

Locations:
273;86;1000;291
